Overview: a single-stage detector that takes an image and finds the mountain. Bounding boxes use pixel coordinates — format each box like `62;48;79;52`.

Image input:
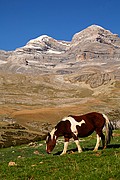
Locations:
0;25;120;75
0;25;120;147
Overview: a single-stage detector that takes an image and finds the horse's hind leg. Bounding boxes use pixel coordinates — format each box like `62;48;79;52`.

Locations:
101;132;106;149
94;129;105;151
93;134;101;151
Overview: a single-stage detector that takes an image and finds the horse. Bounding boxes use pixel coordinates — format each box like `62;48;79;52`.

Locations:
46;112;113;155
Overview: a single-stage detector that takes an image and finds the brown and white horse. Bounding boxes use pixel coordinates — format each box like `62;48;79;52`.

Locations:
46;112;113;155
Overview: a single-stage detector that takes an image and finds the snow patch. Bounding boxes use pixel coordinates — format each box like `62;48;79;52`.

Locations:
0;60;7;64
58;41;70;46
47;49;63;54
28;35;50;44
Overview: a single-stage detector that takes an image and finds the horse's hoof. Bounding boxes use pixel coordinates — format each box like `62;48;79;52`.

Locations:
78;151;82;153
60;152;66;155
93;149;98;152
103;146;106;149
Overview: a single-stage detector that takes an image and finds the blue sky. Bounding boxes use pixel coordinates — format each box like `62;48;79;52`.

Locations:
0;0;120;51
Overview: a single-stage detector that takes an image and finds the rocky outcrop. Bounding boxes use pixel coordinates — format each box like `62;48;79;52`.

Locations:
70;72;114;88
0;119;53;148
0;50;11;64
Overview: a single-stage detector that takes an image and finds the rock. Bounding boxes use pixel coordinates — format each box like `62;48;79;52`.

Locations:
86;73;114;88
107;110;120;129
8;161;17;166
33;150;40;155
67;72;114;88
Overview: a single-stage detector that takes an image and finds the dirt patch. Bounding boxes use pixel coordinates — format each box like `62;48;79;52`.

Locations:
113;133;120;137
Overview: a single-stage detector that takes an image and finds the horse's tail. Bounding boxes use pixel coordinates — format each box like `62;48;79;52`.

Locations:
103;114;114;146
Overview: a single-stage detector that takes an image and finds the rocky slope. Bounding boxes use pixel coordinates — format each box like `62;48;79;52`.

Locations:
0;25;120;147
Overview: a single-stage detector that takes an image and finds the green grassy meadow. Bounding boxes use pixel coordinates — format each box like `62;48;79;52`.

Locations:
0;130;120;180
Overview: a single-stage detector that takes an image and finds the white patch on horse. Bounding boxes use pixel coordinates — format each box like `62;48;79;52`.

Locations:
62;117;85;136
50;128;56;140
102;113;109;123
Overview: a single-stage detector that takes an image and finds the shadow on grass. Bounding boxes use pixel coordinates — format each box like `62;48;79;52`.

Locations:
53;144;120;155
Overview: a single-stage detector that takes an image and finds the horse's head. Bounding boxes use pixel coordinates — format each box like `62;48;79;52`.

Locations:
46;129;57;154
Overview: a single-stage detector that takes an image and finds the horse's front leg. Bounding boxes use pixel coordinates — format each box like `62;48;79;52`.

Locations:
60;138;69;155
74;139;82;153
72;133;82;153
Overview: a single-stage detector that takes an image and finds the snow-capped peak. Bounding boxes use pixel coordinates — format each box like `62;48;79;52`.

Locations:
21;35;52;49
28;35;50;44
88;24;105;30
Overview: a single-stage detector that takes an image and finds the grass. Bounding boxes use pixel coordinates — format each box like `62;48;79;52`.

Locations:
0;130;120;180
